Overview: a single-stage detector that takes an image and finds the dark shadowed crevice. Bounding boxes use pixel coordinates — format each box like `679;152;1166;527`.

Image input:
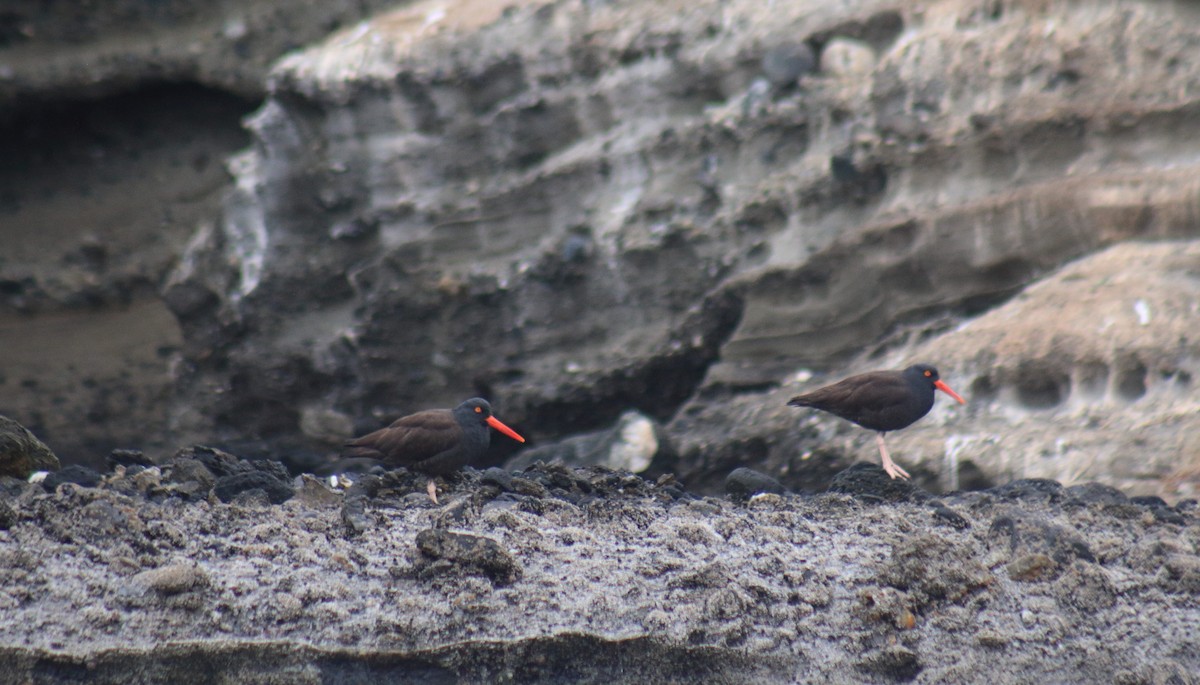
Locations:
0;82;259;468
1;634;788;685
515;289;746;439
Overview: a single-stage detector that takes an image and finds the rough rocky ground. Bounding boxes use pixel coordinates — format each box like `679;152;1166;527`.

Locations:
0;458;1197;683
3;1;1199;679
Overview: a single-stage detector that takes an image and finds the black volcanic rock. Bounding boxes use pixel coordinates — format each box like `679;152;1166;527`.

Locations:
724;467;786;501
0;416;59;480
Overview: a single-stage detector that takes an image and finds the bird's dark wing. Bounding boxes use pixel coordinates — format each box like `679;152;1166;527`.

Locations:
343;409;459;464
789;371;910;424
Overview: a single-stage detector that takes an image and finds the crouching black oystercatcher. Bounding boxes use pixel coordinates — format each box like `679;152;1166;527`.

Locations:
788;364;966;480
343;398;525;502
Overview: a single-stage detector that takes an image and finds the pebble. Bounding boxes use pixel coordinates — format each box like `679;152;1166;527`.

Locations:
761;41;817;87
1065;482;1128;506
213;471;294;504
128;563;209;596
42;465;102;490
724;467;785;501
0;415;60;479
1007;554;1057;582
821;37;875;77
827;463;930;503
293;474;342;508
415;528;520;585
931;503;970;529
480;467;514;491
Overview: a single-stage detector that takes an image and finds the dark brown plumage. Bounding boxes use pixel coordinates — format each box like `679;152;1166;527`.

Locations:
343;398;525;501
788;364;965;480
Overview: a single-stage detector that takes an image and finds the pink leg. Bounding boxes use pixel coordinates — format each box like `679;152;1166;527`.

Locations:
876;433;911;480
426;479;439;504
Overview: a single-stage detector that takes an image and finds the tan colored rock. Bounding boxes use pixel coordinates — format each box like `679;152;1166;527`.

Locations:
129;562;210;596
896;241;1200;498
821;37;876;77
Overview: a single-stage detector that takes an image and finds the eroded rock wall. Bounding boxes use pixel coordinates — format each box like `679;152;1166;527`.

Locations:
0;1;399;465
167;0;1200;496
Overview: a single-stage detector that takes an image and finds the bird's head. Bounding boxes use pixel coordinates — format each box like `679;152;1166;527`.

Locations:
909;364;966;404
457;398;526;443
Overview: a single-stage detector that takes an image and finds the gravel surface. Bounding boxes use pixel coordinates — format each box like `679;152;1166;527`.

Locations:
0;460;1197;684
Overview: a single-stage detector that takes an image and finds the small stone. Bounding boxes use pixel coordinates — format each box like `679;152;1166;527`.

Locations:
509;476;548;498
724;467;785;501
42;465;102;490
976;630;1011;648
1065;482;1128;506
415;528;520;584
108;449;153;469
129;563;209;596
856;646;920;680
1007;554;1057;582
213;471;294;505
0;415;60;479
988;479;1063;503
821;37;876;77
761;41;816;87
293;474;342;508
341;475;380;536
164;458;216;489
604;411;661;473
480;467;514;491
171;445;244;479
931;503;970;529
828;463;930;503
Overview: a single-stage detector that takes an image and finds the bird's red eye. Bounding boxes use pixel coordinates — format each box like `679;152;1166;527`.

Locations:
474;406;482;413
924;370;932;377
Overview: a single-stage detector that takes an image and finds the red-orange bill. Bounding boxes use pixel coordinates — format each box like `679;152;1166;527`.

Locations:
934;380;967;404
486;416;526;443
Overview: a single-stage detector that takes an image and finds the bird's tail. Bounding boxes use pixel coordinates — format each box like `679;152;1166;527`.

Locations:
341;443;383;460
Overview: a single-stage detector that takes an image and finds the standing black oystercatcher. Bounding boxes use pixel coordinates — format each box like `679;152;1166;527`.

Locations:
787;364;966;480
343;398;525;502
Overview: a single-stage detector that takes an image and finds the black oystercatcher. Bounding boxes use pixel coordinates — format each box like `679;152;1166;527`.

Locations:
343;398;525;502
787;364;966;480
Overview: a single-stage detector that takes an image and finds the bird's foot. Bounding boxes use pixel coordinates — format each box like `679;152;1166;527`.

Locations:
875;433;911;480
426;480;439;504
882;457;911;480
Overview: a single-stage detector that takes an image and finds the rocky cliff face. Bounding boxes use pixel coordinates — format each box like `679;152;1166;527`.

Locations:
2;0;1198;498
165;0;1200;496
0;0;403;463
